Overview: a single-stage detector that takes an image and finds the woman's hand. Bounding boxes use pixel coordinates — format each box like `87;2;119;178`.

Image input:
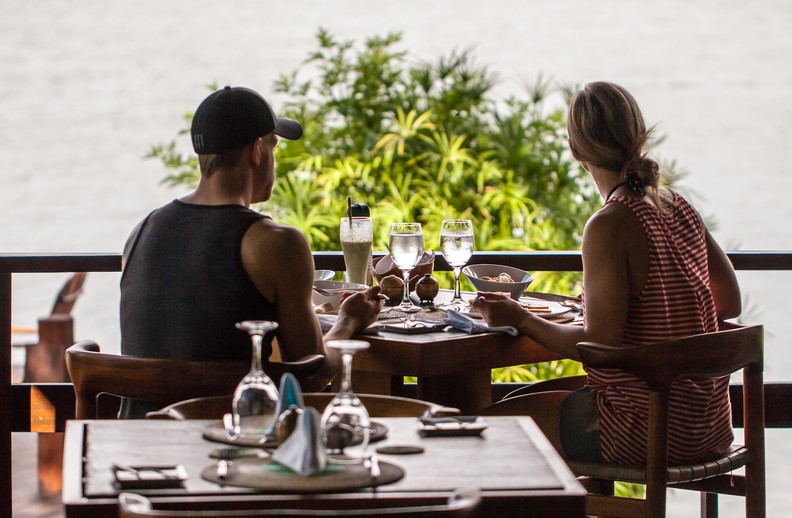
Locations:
471;291;530;333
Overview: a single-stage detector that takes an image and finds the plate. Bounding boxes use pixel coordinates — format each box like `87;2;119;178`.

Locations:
201;456;404;492
517;297;573;319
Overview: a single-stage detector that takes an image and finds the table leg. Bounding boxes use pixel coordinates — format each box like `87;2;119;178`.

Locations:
417;370;492;415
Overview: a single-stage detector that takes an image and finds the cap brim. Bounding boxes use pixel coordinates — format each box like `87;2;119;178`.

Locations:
274;118;303;140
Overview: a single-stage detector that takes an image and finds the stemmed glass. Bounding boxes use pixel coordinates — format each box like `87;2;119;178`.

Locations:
439;219;474;308
225;320;280;443
389;222;424;313
321;340;371;463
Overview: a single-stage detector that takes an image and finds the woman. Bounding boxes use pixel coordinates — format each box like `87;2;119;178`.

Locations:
473;82;741;465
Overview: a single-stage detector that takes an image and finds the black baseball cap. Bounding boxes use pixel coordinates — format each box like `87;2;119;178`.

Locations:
190;86;303;154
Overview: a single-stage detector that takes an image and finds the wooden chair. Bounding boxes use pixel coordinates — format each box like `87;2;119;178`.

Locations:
117;488;481;517
13;272;87;383
147;393;460;420
567;324;765;518
65;340;325;420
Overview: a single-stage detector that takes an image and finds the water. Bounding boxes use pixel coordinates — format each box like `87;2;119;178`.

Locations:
1;0;791;515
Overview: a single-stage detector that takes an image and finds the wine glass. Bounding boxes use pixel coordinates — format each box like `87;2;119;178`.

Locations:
321;340;371;463
225;321;280;443
439;219;474;308
389;222;424;313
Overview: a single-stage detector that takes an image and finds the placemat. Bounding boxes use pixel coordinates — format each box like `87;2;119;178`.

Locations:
202;421;389;449
201;457;404;492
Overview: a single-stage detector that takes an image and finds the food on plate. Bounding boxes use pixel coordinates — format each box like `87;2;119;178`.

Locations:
520;302;551;314
313;302;335;314
480;273;515;283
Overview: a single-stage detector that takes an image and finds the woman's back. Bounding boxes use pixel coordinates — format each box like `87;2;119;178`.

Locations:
587;190;733;465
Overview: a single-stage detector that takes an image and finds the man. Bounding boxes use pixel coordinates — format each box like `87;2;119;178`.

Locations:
120;86;384;412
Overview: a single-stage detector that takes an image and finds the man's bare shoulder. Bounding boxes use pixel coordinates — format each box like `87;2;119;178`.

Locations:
245;218;309;245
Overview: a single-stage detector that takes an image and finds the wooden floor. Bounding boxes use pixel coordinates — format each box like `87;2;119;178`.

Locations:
12;433;64;518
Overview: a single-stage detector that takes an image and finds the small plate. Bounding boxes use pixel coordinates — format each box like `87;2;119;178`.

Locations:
417;416;488;437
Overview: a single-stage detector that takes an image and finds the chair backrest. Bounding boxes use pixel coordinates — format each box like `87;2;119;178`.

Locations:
576;324;765;518
65;341;325;420
49;272;87;317
118;488;481;517
147;393;460;420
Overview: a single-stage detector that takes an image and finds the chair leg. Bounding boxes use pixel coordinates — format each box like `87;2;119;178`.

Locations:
700;492;718;518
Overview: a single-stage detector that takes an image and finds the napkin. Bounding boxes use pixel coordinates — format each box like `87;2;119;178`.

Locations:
266;373;305;441
271;407;327;476
445;309;518;336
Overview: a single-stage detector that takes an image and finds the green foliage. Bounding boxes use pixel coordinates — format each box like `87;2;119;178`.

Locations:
148;29;606;384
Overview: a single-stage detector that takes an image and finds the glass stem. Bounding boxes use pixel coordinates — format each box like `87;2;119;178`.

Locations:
401;269;412;306
341;353;353;394
453;266;462;300
250;333;264;374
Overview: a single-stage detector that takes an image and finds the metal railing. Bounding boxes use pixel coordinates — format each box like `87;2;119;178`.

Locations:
2;251;791;516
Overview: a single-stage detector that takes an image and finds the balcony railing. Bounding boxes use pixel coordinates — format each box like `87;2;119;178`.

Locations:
2;251;791;516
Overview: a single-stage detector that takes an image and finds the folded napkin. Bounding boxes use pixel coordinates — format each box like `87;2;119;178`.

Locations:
266;373;305;441
272;407;327;476
445;309;518;336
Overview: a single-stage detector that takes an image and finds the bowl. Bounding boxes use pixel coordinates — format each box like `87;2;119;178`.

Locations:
373;251;435;290
312;280;367;309
462;264;534;300
313;270;335;281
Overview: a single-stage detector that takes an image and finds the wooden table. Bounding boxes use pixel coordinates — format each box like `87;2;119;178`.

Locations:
62;417;585;517
352;292;565;414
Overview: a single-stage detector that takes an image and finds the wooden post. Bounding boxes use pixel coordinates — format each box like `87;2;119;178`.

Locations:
24;314;75;496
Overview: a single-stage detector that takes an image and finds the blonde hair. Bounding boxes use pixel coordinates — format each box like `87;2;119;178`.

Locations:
567;82;667;207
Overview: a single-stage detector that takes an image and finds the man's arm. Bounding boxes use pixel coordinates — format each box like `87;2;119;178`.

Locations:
241;219;326;362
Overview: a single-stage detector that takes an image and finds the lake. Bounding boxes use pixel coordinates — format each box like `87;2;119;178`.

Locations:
1;1;790;515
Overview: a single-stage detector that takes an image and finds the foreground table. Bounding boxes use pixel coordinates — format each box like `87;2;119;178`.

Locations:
62;417;585;517
353;291;565;413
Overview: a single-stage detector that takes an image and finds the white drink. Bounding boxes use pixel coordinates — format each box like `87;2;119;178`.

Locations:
389;233;423;270
440;234;474;267
341;240;372;285
340;217;373;285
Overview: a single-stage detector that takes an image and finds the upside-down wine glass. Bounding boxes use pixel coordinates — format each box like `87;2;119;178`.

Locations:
389;222;424;313
225;320;280;444
321;340;371;463
439;219;474;309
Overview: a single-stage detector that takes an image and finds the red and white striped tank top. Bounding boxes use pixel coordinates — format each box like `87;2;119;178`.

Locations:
586;190;733;465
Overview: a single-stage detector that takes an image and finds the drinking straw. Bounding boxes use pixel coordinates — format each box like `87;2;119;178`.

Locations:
347;197;353;229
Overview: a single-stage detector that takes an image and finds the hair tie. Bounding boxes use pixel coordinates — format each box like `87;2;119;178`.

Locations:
625;171;646;197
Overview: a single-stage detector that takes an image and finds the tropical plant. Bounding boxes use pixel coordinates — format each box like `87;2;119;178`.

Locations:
148;29;610;383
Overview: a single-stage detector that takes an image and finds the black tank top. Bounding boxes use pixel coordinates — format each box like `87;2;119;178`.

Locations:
120;200;277;361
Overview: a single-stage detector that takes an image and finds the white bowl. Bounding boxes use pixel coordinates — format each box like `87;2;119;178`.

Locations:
462;264;534;300
312;280;367;309
313;270;335;281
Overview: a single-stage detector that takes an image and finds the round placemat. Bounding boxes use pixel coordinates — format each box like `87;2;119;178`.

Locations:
201;457;404;492
202;421;389;449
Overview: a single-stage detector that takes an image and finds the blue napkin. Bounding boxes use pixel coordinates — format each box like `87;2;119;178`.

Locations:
266;373;305;441
272;407;327;476
445;309;519;336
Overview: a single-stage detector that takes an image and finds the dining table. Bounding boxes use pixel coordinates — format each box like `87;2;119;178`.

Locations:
62;416;586;517
349;290;576;414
